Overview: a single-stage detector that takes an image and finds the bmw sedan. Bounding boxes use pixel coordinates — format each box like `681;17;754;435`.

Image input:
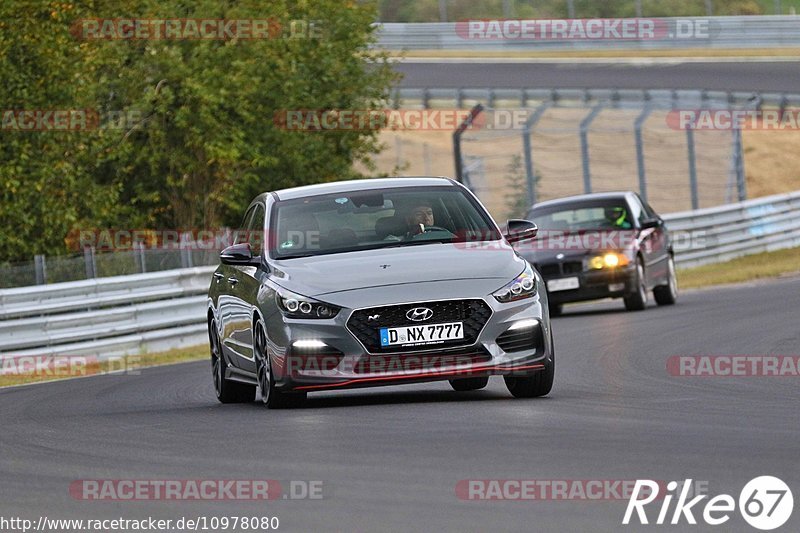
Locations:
517;191;678;315
207;177;555;408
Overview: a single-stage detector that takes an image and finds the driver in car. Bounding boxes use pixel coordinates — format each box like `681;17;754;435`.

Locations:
604;206;632;229
405;202;435;235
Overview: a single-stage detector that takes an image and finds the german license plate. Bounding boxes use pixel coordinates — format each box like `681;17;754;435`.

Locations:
547;277;580;292
380;322;464;347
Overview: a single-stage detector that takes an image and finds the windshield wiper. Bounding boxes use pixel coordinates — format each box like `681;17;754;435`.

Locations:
380;239;454;248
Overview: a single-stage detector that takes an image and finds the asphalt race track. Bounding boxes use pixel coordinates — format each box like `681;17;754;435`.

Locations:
2;276;798;532
396;59;800;93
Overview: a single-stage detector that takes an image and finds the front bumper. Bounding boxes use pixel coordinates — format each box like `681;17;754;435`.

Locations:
543;265;637;305
264;293;552;392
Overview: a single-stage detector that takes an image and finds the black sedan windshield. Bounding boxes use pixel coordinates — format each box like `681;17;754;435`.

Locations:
527;199;634;231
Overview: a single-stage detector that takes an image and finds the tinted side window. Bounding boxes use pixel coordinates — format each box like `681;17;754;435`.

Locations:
247;204;266;256
235;207;256;245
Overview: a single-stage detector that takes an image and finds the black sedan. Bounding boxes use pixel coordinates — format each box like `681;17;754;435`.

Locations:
516;192;678;315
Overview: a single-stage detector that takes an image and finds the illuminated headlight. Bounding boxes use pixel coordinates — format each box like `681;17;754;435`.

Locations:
276;290;340;319
493;263;537;303
588;252;630;270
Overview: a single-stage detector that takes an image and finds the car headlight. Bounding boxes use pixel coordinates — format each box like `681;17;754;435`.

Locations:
276;289;340;319
587;252;630;270
493;263;537;303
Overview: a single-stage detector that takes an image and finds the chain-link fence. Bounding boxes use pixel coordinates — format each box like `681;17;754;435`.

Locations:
0;238;225;289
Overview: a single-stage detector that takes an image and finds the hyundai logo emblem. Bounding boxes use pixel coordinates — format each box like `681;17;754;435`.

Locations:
406;307;434;322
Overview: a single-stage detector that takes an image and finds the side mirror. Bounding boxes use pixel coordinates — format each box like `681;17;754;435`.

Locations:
640;217;662;230
505;219;538;244
220;243;261;267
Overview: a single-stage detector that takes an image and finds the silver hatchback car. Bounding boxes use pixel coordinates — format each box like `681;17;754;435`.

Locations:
207;177;555;408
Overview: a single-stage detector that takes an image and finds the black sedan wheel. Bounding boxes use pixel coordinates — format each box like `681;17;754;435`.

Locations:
254;320;306;409
624;258;648;312
209;320;255;403
654;256;678;305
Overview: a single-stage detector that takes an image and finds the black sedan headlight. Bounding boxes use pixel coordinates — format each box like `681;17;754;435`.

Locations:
493;263;537;303
276;289;340;319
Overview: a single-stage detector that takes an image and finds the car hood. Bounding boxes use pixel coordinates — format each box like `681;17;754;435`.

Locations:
514;229;639;263
269;242;526;298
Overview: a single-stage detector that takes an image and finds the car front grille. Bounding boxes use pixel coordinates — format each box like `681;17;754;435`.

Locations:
347;299;492;353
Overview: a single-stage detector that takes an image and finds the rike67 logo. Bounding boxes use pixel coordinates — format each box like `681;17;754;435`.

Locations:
623;477;793;530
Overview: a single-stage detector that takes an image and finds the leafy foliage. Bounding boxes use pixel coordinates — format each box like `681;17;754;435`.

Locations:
0;0;396;261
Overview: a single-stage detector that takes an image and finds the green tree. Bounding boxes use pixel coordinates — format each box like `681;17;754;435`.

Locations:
0;0;397;261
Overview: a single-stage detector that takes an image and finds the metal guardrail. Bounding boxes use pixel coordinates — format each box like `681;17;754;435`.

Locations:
0;267;214;359
375;16;800;51
0;192;798;359
665;190;800;268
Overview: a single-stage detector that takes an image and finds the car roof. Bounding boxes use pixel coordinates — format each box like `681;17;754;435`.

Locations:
271;177;456;201
529;191;635;210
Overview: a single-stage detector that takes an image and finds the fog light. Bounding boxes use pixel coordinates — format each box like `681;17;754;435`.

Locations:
507;318;538;331
292;340;328;349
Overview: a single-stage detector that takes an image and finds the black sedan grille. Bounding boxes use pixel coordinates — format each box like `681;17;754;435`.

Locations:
535;261;583;278
347;299;492;353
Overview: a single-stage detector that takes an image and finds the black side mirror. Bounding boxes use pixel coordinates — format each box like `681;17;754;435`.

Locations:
220;243;261;266
505;219;538;244
640;217;662;230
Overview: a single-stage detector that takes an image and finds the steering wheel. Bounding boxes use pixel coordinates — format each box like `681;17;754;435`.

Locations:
421;225;451;233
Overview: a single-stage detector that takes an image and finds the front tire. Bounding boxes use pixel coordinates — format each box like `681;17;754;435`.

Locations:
504;337;555;398
209;320;255;404
449;376;489;391
624;258;648;312
254;320;306;409
653;256;678;306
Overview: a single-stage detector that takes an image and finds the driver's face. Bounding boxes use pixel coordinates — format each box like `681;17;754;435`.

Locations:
409;206;434;226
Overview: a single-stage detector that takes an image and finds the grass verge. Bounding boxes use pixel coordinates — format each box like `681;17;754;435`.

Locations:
0;344;208;388
678;246;800;289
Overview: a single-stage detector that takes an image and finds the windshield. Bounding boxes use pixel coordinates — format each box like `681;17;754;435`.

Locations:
270;186;501;259
527;199;634;231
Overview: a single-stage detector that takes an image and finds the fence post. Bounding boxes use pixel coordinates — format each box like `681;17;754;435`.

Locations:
452;104;484;184
34;254;47;285
733;126;747;202
522;101;551;207
135;241;147;273
686;127;699;210
634;104;653;203
580;104;603;194
83;246;96;279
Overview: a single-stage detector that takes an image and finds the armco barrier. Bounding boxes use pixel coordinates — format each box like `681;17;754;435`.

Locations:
375;16;800;52
0;193;798;359
664;190;800;268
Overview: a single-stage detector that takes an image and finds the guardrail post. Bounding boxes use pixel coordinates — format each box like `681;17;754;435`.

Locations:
580;104;603;194
522;101;551;206
686;127;699;210
733;126;747;201
34;254;47;285
634;103;654;202
83;246;96;279
452;104;484;184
